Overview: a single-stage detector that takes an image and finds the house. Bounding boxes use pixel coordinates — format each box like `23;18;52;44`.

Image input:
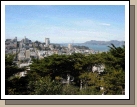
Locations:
92;64;105;74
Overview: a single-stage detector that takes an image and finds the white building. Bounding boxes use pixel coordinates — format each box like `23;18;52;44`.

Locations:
38;51;44;56
19;63;30;68
29;48;34;51
49;44;54;50
20;48;26;53
45;38;50;46
15;67;30;77
18;52;25;60
29;43;33;47
23;36;30;44
92;64;105;74
20;42;23;48
30;52;37;59
25;50;30;59
68;44;73;50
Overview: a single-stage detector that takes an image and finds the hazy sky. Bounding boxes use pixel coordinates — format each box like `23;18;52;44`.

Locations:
5;5;125;43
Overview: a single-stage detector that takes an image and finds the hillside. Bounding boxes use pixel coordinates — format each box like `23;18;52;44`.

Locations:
84;40;125;46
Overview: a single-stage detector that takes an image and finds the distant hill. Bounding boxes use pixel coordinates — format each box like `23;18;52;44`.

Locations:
84;40;125;46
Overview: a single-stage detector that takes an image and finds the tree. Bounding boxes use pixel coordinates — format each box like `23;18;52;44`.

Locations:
5;54;27;95
100;44;125;94
20;44;125;95
28;76;63;95
106;44;125;71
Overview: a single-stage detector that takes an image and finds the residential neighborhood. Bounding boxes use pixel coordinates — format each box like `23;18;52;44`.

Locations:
5;36;99;69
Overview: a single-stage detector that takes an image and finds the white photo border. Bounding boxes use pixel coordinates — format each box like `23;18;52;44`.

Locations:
1;1;129;99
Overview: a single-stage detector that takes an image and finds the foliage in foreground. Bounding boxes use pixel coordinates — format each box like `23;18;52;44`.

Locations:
5;44;125;95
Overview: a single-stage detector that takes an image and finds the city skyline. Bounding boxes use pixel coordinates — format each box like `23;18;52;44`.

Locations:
5;36;125;43
5;5;125;43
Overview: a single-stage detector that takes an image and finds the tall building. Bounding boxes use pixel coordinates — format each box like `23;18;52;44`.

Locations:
12;37;17;42
25;50;30;59
68;44;73;50
20;43;23;48
45;38;50;46
14;37;17;42
24;36;29;44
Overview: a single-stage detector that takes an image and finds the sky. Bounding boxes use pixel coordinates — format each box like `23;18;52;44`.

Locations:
5;5;125;43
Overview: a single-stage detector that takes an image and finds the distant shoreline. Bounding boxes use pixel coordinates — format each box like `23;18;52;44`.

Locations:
59;43;124;52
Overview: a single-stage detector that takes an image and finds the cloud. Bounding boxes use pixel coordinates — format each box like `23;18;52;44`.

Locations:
6;16;124;43
41;26;116;43
100;23;111;26
72;19;94;26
